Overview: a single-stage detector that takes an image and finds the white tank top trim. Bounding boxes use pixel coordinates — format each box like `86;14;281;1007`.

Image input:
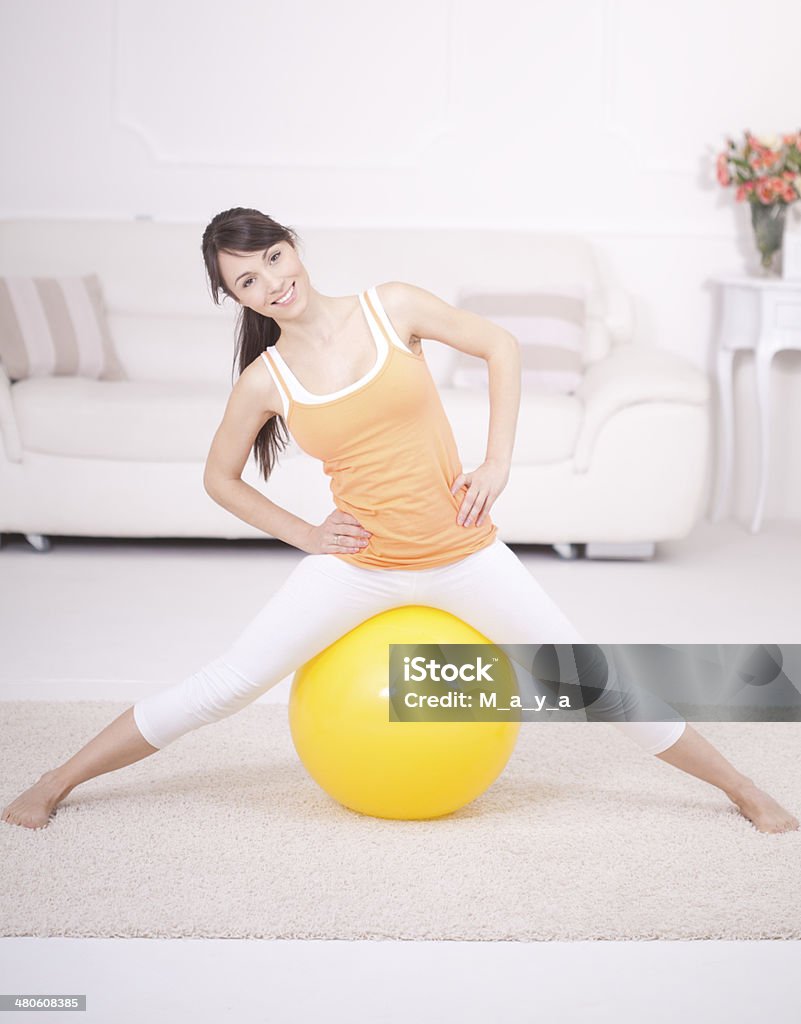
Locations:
366;285;412;354
259;350;291;419
259;286;412;414
267;287;390;407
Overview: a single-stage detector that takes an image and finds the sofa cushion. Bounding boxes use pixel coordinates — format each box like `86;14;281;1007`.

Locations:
106;311;238;385
438;387;582;465
11;376;581;467
452;286;587;395
12;377;238;461
0;274;126;382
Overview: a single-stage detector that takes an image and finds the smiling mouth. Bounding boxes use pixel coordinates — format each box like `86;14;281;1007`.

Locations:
272;282;296;305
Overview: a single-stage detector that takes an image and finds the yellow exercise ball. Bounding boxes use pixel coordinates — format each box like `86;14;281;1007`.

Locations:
289;605;520;820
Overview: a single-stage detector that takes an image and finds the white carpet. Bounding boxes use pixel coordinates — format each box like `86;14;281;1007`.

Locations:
1;701;800;941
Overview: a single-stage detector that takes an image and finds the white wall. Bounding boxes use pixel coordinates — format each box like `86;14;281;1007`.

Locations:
1;0;800;522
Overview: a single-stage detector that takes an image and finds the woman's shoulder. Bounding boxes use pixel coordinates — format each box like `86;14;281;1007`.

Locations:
235;352;284;417
371;281;423;351
372;280;411;318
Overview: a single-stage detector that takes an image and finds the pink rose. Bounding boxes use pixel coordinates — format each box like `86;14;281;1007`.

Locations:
756;180;774;203
716;153;731;186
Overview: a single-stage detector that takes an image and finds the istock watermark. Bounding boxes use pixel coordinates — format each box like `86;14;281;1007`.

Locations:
388;644;801;723
402;654;497;683
390;643;520;722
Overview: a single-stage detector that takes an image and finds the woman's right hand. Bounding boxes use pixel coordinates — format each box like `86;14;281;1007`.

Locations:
302;509;372;555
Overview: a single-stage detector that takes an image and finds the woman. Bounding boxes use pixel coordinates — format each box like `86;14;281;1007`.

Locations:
3;208;797;834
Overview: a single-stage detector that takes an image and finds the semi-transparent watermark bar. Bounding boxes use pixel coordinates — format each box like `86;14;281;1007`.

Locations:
387;644;800;723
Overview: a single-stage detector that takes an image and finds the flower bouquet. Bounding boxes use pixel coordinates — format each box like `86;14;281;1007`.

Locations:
716;131;801;273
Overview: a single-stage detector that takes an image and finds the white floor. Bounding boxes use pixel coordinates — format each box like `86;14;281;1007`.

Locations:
1;517;800;1023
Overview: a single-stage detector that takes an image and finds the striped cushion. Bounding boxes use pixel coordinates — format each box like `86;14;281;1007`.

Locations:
0;274;126;381
453;287;585;394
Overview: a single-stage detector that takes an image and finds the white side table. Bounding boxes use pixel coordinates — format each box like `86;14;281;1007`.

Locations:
710;275;801;532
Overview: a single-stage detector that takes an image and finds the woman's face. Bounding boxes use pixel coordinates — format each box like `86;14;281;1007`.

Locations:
217;241;308;319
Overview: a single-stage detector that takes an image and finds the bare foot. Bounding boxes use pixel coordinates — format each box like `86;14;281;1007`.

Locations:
728;782;800;834
1;771;73;830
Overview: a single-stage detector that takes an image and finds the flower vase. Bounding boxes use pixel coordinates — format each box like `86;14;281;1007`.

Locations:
750;201;787;275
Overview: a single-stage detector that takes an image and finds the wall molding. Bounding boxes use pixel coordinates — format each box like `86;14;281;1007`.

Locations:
110;0;458;172
600;0;705;177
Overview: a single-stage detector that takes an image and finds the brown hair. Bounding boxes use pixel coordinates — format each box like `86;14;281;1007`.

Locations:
201;207;301;481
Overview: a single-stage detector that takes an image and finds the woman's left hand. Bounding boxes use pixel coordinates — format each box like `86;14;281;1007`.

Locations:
450;459;510;527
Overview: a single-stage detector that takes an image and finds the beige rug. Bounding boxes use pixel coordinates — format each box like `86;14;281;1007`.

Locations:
1;701;799;941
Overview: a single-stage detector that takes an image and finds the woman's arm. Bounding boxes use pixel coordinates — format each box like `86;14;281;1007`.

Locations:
203;358;371;554
380;280;521;527
203;360;316;549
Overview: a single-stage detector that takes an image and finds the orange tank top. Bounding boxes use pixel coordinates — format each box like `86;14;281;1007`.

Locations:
259;285;497;569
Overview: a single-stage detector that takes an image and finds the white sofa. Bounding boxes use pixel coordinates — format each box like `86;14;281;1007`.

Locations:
0;218;710;559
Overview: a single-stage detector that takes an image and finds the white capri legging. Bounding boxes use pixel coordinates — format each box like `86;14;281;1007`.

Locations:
132;538;686;755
